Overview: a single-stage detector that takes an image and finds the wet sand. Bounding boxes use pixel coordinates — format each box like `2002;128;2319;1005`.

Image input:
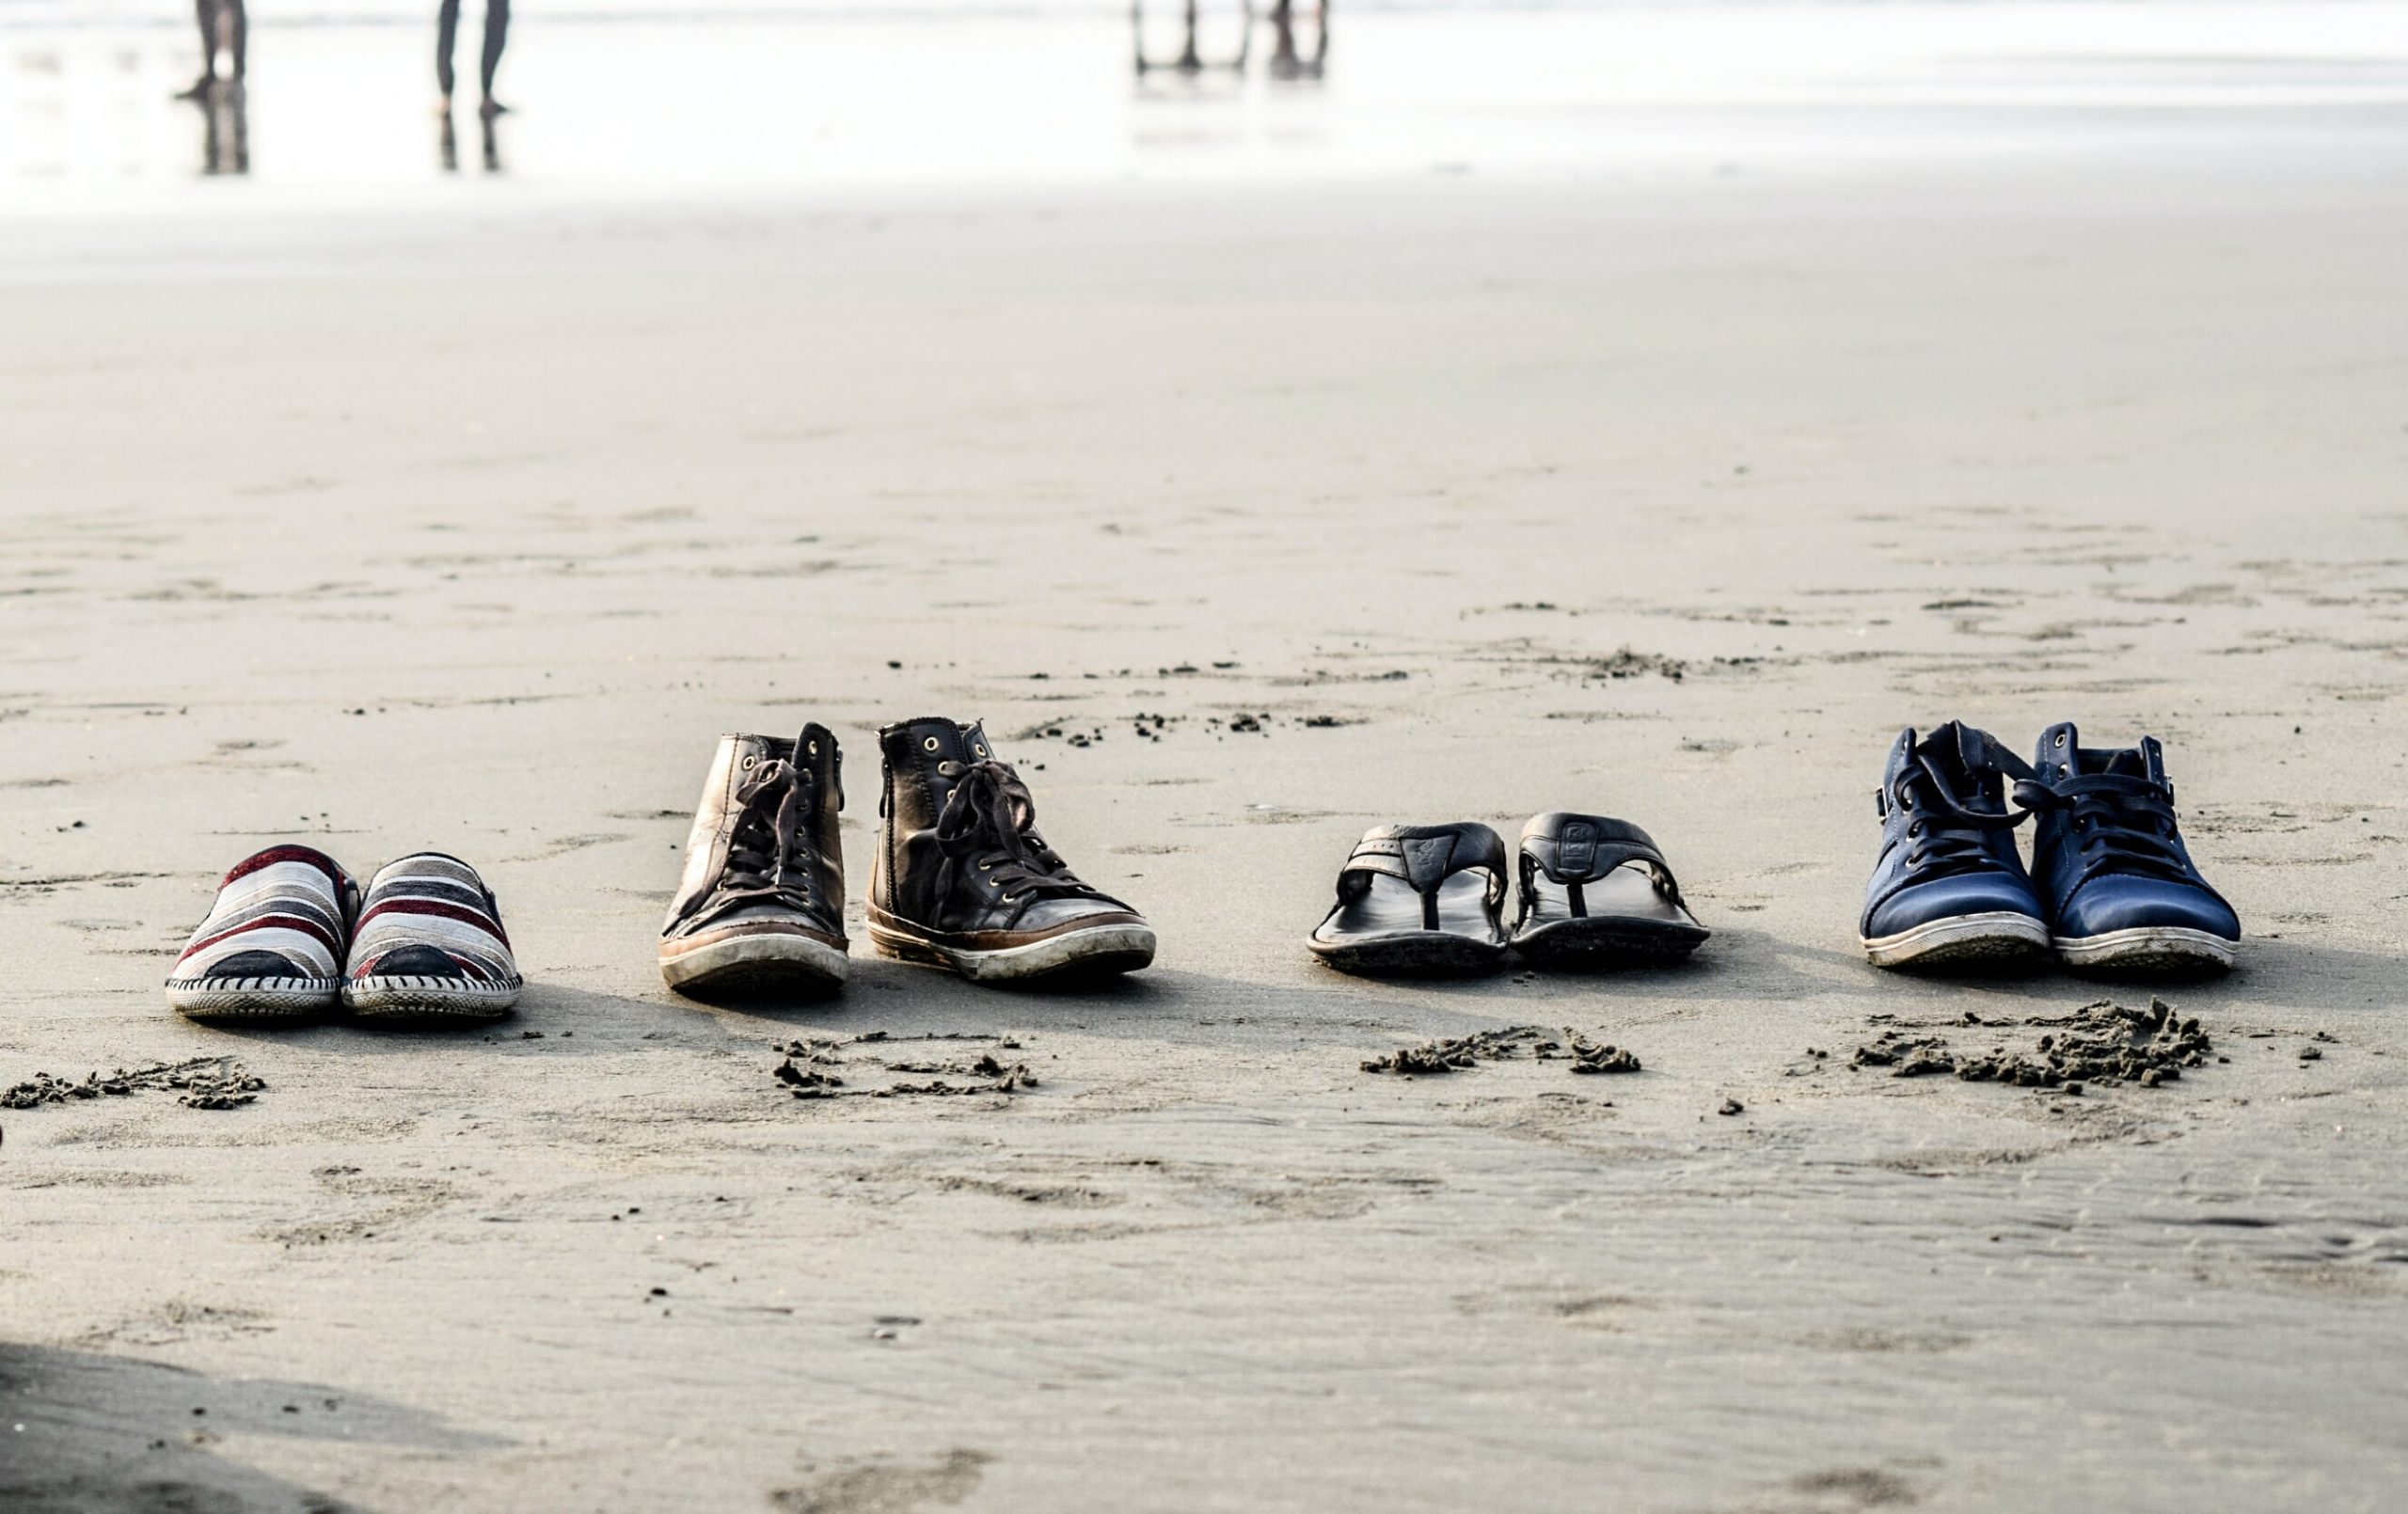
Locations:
7;12;2408;1512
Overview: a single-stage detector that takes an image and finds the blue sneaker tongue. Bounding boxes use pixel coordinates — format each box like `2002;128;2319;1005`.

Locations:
2100;739;2167;785
1914;721;1991;796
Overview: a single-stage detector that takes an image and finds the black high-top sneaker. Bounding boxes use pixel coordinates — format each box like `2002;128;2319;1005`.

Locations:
868;717;1155;984
659;725;848;995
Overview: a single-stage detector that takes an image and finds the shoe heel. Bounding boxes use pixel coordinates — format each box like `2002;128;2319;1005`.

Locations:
867;922;949;969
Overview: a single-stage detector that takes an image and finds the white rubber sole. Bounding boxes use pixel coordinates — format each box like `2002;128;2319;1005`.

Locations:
869;919;1156;984
2053;926;2236;975
342;975;522;1020
658;932;850;994
166;976;338;1019
1861;911;2050;970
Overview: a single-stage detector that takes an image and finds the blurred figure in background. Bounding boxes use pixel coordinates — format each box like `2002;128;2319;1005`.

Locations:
437;0;511;120
1133;0;1247;77
1266;0;1327;81
175;0;246;100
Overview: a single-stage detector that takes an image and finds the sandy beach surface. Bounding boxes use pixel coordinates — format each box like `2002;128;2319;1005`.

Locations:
6;6;2408;1510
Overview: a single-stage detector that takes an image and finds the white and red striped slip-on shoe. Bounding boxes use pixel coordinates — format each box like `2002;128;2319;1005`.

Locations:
341;852;522;1021
165;844;358;1019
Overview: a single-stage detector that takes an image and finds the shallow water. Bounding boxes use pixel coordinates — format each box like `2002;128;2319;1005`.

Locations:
5;2;2408;211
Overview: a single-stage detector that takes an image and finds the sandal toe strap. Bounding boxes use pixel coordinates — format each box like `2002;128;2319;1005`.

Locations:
1519;813;1687;908
1337;822;1510;913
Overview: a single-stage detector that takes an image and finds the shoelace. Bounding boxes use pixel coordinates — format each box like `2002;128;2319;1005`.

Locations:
934;760;1103;906
720;758;815;911
1891;749;2032;881
2012;770;2192;885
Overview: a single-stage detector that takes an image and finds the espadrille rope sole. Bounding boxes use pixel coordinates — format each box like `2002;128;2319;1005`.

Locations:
165;976;339;1019
342;975;522;1019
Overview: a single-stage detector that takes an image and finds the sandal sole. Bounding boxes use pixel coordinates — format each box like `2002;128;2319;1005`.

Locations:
166;977;338;1020
1308;931;1508;979
1512;917;1708;968
869;920;1156;985
661;933;849;996
1861;912;2050;970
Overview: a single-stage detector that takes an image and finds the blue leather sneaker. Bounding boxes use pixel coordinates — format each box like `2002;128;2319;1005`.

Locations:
1859;722;2050;969
2020;723;2239;975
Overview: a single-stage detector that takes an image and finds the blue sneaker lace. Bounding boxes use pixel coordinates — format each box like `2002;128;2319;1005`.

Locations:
2012;770;2191;887
1889;740;2033;883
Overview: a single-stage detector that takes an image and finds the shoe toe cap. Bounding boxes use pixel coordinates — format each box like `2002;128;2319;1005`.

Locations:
357;944;467;979
2055;876;2239;941
1867;875;2044;940
197;949;308;980
1015;896;1148;934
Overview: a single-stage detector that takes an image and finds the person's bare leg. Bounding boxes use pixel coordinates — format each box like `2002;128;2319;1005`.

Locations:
478;0;510;118
226;0;246;84
436;0;461;111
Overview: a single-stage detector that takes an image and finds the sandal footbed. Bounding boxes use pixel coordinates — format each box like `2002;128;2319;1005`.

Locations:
1314;872;1507;976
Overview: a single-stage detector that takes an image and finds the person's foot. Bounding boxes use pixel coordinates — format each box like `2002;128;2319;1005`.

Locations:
867;718;1154;984
479;97;510;120
175;75;214;102
436;93;454;117
658;729;851;996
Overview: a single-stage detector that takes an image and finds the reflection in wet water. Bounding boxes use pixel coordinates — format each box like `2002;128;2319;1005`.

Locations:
196;79;248;175
1133;1;1327;83
437;105;505;175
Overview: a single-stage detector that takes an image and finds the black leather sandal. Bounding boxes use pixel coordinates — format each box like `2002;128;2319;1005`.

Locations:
1511;812;1709;966
1308;823;1511;977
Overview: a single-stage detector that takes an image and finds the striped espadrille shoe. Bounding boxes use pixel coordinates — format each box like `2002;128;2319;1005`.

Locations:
341;852;522;1021
165;844;358;1019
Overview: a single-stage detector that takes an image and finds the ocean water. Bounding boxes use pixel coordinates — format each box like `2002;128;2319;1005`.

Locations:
14;0;1685;22
6;1;2408;208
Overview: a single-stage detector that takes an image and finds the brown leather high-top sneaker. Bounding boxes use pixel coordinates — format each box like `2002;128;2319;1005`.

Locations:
868;717;1154;984
659;726;848;995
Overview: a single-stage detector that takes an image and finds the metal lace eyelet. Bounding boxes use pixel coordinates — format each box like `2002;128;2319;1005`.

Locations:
2055;733;2067;747
974;744;988;758
739;754;756;770
808;741;819;756
923;736;941;752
